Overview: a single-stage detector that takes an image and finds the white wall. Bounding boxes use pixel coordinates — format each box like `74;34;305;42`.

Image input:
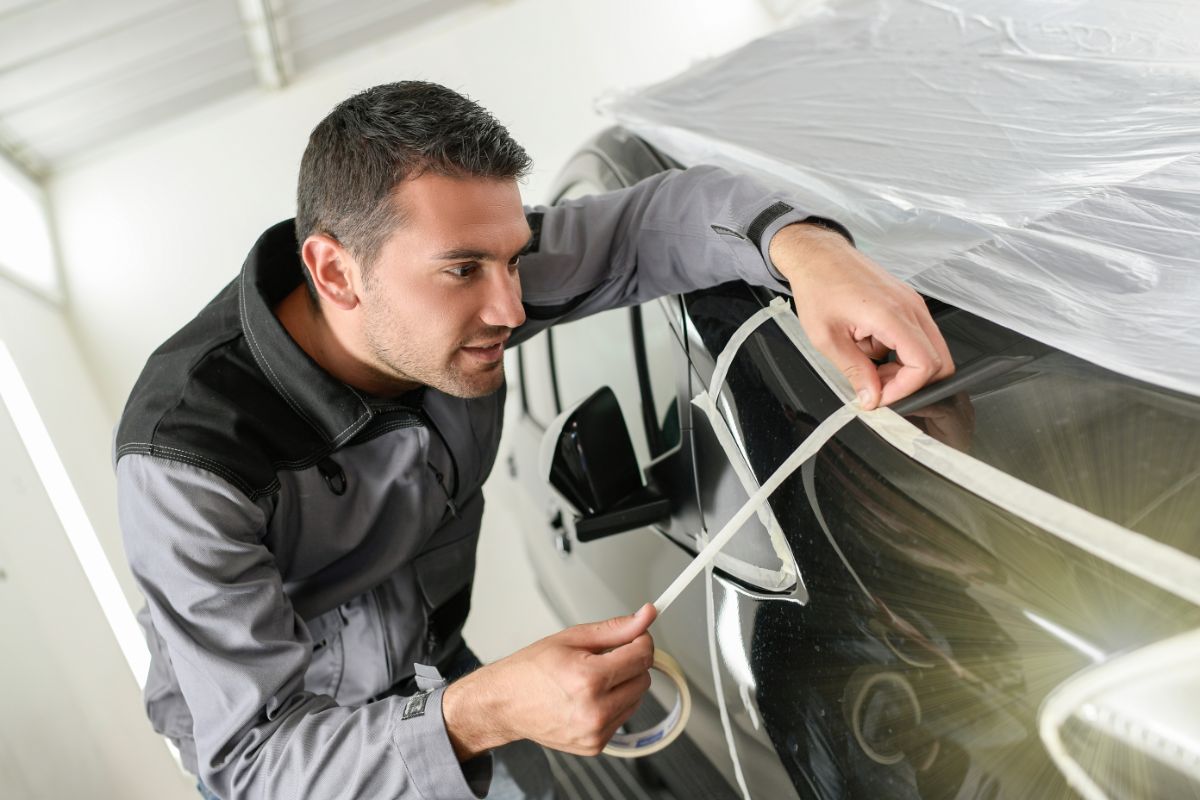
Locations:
0;395;195;800
0;280;138;609
49;0;781;414
0;279;193;797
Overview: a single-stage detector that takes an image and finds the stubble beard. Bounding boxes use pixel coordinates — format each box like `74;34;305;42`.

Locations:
363;306;505;400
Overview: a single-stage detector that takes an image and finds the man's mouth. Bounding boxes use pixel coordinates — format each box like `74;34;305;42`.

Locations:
461;337;508;363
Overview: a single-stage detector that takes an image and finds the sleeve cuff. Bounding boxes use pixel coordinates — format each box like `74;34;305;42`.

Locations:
390;686;493;800
715;193;855;290
756;209;856;285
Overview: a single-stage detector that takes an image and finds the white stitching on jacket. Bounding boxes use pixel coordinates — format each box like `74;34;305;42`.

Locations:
238;266;338;438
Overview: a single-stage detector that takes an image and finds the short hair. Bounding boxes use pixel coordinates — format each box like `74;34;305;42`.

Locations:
295;81;532;298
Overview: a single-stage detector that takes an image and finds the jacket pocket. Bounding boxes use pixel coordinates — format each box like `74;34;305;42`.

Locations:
413;526;479;659
302;606;346;699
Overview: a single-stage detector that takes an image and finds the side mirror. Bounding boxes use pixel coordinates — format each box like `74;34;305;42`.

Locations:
539;386;671;542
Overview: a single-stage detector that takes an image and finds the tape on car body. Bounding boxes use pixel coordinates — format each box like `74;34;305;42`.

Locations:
692;390;797;590
609;301;863;761
757;295;1200;608
1038;625;1200;798
663;296;1200;611
601;301;859;776
703;532;753;800
654;402;859;615
615;294;1200;763
656;297;864;615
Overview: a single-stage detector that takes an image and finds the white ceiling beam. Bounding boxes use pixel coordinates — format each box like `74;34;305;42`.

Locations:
237;0;289;91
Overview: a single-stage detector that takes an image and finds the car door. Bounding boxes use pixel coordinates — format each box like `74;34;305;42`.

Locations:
507;130;804;798
509;131;701;631
513;286;696;625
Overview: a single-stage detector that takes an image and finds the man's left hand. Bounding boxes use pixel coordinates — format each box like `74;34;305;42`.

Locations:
770;222;955;409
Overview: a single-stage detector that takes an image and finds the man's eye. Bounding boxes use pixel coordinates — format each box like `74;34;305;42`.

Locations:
508;256;521;270
448;263;478;279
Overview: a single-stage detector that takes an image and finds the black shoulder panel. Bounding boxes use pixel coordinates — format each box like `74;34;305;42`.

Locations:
115;279;327;500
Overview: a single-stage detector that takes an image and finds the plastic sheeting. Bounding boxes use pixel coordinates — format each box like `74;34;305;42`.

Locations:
604;0;1200;397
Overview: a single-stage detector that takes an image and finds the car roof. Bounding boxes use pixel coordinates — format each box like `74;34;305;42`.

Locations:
604;0;1200;399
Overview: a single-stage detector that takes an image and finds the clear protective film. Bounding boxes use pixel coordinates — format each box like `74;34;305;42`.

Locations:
604;0;1200;398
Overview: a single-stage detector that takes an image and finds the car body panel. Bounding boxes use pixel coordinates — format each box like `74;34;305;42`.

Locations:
510;127;1200;799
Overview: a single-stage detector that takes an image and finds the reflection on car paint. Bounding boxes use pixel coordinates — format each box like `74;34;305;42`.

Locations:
683;282;1200;798
521;128;1200;799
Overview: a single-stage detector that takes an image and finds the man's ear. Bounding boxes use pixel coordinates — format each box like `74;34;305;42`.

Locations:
301;234;360;311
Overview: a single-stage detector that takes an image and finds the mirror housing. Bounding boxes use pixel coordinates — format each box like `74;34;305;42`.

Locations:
540;387;671;542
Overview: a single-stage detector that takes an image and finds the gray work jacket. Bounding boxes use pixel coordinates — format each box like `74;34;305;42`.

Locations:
116;166;818;799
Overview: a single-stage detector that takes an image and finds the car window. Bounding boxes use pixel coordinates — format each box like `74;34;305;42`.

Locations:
516;179;614;431
635;300;682;458
551;306;667;467
543;177;682;466
516;335;557;429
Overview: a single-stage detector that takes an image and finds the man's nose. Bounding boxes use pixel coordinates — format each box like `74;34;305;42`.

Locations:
480;266;525;330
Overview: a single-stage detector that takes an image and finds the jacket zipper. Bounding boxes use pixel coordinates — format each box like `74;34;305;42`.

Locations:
420;408;461;519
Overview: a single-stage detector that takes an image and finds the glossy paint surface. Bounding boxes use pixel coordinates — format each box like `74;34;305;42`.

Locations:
513;128;1200;799
684;283;1200;798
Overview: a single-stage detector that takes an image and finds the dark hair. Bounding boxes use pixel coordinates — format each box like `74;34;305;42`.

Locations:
295;81;532;299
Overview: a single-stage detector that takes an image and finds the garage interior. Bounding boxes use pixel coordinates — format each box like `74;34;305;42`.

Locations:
2;1;1196;799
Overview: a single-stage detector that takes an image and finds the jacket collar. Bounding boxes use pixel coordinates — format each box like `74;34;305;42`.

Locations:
238;219;378;446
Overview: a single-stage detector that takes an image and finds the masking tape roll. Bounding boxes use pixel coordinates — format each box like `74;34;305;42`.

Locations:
602;649;692;758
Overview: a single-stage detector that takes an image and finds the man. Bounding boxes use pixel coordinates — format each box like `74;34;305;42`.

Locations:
117;81;953;800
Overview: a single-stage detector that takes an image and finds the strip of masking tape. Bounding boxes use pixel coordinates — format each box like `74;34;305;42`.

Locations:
703;534;752;800
692;391;796;587
708;300;793;400
602;649;693;758
655;402;859;615
653;296;864;615
699;303;870;604
609;304;815;760
759;295;1200;607
602;303;808;760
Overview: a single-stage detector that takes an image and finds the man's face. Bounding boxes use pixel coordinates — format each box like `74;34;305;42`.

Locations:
357;173;530;399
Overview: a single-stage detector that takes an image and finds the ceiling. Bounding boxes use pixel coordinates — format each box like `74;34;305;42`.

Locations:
0;0;483;179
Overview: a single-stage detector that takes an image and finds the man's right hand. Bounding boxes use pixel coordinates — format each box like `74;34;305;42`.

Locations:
442;604;657;759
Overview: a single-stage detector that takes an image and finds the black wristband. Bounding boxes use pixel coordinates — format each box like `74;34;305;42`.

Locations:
799;215;856;247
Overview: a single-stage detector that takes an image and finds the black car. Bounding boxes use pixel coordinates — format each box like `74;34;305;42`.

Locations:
505;127;1200;799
